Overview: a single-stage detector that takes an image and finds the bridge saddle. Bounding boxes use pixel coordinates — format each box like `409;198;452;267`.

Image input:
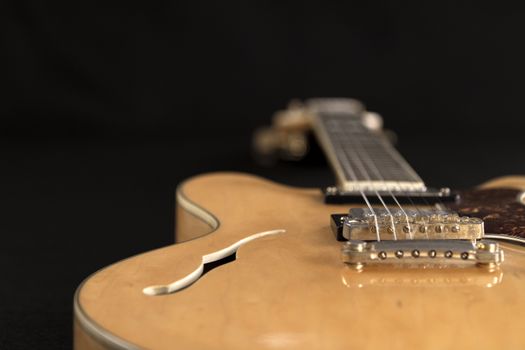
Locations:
342;208;484;241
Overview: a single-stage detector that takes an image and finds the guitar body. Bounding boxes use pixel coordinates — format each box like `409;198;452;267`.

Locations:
75;172;525;350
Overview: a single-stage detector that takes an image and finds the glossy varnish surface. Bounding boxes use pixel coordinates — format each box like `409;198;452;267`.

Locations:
76;173;525;349
451;188;525;238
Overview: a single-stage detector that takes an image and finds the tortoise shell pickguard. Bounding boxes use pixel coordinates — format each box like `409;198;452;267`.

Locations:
448;188;525;238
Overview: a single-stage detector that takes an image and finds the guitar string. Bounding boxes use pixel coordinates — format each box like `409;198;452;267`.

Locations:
378;131;425;188
358;133;436;239
351;132;413;239
341;117;433;241
331;119;395;241
341;126;398;240
423;195;447;238
418;192;436;238
328;120;382;241
373;129;432;239
406;194;429;239
327;115;434;242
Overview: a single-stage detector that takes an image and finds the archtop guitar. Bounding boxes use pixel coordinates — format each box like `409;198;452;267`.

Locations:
74;98;525;349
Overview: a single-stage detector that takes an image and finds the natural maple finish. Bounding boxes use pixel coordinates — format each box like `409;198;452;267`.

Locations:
74;320;107;350
75;173;525;350
174;198;215;243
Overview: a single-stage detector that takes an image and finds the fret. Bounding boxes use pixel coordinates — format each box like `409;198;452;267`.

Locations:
311;104;425;193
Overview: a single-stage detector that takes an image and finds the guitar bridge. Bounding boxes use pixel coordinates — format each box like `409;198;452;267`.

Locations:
341;239;504;269
332;208;498;268
331;208;484;241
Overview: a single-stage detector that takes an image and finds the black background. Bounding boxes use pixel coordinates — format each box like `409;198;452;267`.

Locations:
2;2;525;349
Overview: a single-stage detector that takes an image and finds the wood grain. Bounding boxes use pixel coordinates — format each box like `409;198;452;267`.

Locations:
75;173;525;350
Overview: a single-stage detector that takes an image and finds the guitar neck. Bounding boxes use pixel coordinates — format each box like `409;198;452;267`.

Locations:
309;99;426;193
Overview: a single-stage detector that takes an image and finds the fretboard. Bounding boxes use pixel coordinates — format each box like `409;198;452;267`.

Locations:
310;101;425;193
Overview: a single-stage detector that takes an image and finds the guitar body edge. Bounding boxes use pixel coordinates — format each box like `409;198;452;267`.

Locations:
74;175;226;350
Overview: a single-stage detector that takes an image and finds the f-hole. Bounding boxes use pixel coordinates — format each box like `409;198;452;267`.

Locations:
143;229;285;296
202;252;237;276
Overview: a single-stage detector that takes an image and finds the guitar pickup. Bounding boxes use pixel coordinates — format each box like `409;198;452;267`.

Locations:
324;187;457;205
341;239;504;269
